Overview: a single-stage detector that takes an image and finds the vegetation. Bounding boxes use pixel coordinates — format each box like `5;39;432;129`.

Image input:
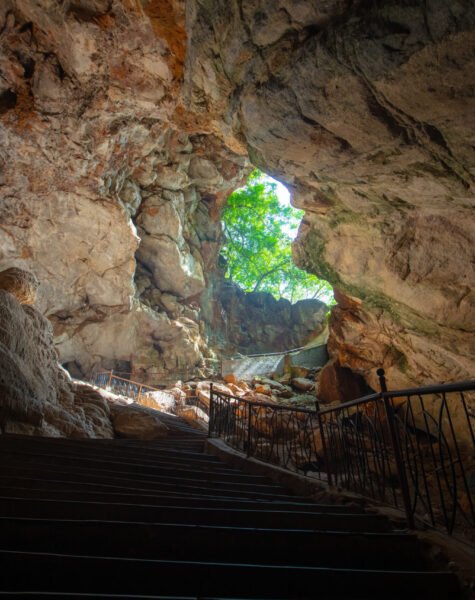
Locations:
220;170;334;303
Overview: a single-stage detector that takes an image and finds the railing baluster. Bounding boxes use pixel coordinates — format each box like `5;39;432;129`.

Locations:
92;366;474;538
378;369;415;530
208;383;214;438
318;411;332;485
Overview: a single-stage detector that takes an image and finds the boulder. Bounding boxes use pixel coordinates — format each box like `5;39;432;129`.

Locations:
255;384;272;396
291;377;314;392
110;403;168;440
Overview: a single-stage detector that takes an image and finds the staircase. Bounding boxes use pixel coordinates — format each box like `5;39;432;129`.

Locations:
0;413;461;599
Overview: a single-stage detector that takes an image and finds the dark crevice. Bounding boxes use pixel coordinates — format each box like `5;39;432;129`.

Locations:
14;51;35;79
0;90;17;115
422;122;451;154
366;93;410;143
18;21;33;34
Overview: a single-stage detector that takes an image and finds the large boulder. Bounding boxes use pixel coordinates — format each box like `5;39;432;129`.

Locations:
110;403;169;440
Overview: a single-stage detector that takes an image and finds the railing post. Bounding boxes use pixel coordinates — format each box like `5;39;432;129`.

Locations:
317;409;333;486
137;383;143;403
378;368;415;530
247;403;252;457
107;370;113;389
208;383;213;438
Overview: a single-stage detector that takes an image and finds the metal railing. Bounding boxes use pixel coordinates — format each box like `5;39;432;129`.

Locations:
209;371;475;538
91;370;171;403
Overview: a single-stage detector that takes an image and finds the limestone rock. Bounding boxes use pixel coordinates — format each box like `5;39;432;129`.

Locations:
0;3;248;384
212;281;327;355
291;377;314;393
71;382;114;439
0;0;474;408
110;403;168;440
187;0;475;387
0;268;39;305
0;289;113;437
177;405;209;428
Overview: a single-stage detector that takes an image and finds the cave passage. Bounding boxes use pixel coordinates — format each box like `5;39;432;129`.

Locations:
220;170;334;304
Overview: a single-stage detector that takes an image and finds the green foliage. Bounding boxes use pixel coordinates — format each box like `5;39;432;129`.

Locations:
220;170;334;303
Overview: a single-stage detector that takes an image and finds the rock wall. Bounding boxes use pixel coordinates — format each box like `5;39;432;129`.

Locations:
186;0;475;388
0;268;113;437
209;280;327;356
0;1;474;395
0;1;249;383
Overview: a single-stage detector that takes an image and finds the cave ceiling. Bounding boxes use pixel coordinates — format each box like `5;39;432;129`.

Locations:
0;0;474;389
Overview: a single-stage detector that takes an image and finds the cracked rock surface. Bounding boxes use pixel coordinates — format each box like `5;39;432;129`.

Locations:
186;0;475;387
0;0;474;407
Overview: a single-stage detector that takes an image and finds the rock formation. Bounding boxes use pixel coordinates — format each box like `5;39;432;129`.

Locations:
0;0;474;402
186;0;475;389
0;267;113;437
207;279;328;356
0;0;249;383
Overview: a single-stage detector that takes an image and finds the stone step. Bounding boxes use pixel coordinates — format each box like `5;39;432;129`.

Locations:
0;595;307;600
0;464;289;497
0;517;426;569
0;550;459;599
0;449;271;484
0;435;220;464
0;467;296;501
0;486;364;513
0;431;461;599
0;442;236;470
0;474;296;502
0;499;392;532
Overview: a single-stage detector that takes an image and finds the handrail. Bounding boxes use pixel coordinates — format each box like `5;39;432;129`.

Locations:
209;389;317;414
318;391;381;415
93;370;163;393
209;370;475;539
235;342;327;359
382;379;475;398
91;370;175;406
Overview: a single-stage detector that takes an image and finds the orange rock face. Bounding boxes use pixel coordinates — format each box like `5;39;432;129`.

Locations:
317;359;369;405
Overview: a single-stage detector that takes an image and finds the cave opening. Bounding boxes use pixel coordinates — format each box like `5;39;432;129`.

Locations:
220;169;334;305
213;169;334;356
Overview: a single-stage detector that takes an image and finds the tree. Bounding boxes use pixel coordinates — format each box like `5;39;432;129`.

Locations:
220;170;333;303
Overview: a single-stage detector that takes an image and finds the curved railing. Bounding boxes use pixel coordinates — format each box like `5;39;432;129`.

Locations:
93;370;158;400
91;370;208;416
209;372;475;538
91;370;173;404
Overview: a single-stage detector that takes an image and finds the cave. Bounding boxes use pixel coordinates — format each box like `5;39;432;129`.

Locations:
0;1;474;594
1;0;473;405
